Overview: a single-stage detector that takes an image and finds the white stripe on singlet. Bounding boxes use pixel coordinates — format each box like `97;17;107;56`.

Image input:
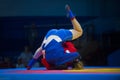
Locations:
44;35;62;47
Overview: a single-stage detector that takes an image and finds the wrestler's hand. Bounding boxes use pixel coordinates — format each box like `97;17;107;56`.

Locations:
26;66;31;70
26;58;37;70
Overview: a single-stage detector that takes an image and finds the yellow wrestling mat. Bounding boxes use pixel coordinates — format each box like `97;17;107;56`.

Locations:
0;67;120;80
63;68;120;73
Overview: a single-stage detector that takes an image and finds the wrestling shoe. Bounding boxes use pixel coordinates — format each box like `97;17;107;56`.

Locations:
65;4;75;19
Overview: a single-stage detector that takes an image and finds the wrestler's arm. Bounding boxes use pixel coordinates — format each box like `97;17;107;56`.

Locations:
27;37;46;70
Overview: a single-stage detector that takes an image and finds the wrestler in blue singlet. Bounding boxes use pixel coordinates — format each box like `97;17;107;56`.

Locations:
43;29;79;66
27;4;83;70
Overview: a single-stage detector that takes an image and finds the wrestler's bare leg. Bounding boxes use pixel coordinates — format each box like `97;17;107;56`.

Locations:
65;4;83;40
65;5;84;69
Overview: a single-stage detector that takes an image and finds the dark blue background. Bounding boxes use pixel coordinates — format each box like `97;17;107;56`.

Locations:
0;0;120;66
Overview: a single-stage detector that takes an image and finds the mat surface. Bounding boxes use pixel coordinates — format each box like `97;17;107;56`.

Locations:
0;67;120;80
